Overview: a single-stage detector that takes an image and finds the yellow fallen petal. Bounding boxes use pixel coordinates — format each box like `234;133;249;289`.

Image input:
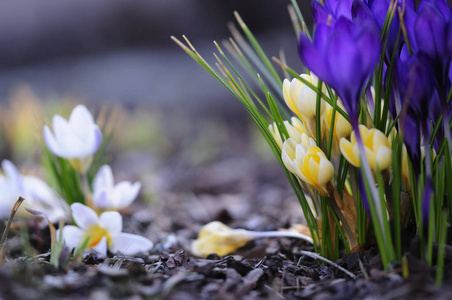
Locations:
191;221;252;257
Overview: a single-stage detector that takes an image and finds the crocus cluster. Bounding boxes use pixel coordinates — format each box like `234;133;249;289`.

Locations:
177;0;452;269
42;105;150;256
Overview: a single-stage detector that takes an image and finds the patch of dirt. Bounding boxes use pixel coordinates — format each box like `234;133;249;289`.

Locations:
1;133;452;299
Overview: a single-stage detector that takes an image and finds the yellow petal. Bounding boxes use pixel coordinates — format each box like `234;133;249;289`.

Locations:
376;146;392;171
317;157;334;193
340;138;360;167
191;222;252;257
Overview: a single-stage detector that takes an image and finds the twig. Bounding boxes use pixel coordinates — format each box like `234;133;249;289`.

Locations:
1;197;25;245
295;250;356;278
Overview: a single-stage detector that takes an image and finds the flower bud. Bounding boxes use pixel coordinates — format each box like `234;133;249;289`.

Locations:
340;125;392;172
283;74;325;136
268;117;307;148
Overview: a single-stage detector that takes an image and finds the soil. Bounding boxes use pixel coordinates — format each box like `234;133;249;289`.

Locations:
1;122;452;300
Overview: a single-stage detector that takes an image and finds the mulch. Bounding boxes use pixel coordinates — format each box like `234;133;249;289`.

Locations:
1;132;452;299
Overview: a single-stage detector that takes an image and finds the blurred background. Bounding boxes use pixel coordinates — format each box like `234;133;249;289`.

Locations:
0;0;309;112
0;1;311;222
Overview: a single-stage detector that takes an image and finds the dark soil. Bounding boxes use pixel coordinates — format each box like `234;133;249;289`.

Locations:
1;126;452;299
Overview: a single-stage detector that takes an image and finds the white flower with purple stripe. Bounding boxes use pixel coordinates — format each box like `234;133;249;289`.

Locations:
59;203;153;257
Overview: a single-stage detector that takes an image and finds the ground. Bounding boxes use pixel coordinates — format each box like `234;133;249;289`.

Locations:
1;120;452;300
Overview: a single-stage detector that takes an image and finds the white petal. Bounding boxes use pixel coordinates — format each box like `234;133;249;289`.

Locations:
43;125;65;157
70;105;95;126
112;233;153;255
2;160;23;190
92;236;108;258
93;165;114;191
22;176;55;205
113;181;141;209
52;115;72;149
71;203;99;230
89;126;103;154
297;84;318;118
61;225;84;250
99;211;122;235
92;189;111;210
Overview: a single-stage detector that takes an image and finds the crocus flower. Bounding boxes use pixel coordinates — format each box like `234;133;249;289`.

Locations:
43;105;103;173
92;165;141;212
268;117;307;148
282;73;326;136
59;203;153;257
312;0;354;24
191;221;313;258
282;134;335;196
397;54;436;122
411;0;451;84
0;160;69;224
352;0;415;58
324;99;352;150
298;17;380;124
340;125;392;172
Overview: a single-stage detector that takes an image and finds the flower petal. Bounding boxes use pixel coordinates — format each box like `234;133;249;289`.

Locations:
93;165;114;191
92;236;108;258
61;225;84;250
112;233;153;255
43;125;65;157
2;160;22;190
113;181;141;209
340;138;360;167
99;211;122;235
71;203;99;230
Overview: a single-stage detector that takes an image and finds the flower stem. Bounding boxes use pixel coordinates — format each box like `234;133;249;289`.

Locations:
250;230;313;244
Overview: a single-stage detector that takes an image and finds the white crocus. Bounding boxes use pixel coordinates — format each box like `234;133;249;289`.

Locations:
0;160;69;224
92;165;141;211
43;105;102;173
60;203;153;257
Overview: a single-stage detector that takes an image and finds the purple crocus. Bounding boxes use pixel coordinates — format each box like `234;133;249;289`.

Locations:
397;54;435;121
396;53;436;176
298;17;380;124
353;0;415;59
405;0;452;89
312;0;355;24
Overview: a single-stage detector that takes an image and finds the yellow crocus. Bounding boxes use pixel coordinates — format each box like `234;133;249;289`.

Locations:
339;125;392;172
268;117;307;148
282;134;335;196
283;74;325;136
324;100;352;143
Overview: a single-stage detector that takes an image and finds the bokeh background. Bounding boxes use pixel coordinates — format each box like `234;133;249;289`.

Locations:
0;1;312;227
0;0;310;111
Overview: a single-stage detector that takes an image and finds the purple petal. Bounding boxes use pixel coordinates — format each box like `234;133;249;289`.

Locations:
355;21;381;76
298;33;331;84
312;1;331;24
415;2;447;59
335;0;354;20
352;0;376;24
